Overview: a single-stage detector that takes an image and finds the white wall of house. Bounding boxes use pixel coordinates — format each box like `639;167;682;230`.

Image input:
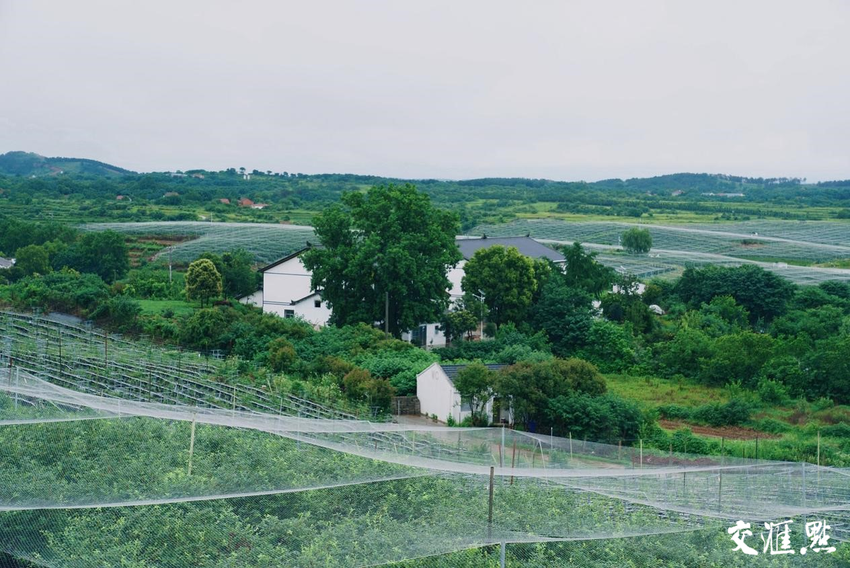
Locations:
416;363;493;424
239;289;263;307
417;363;464;423
447;261;466;299
261;255;331;326
264;256;314;303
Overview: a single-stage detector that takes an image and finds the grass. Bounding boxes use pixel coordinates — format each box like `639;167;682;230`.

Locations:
137;299;195;316
605;374;728;407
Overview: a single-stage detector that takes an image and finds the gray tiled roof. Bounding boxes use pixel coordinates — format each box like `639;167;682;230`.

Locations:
440;363;505;383
0;257;14;270
455;237;564;262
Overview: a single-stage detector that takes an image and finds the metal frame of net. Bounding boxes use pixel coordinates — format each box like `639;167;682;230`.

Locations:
0;313;848;567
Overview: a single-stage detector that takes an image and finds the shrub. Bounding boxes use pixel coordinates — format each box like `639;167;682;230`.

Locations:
821;423;850;438
547;393;642;442
657;404;693;421
691;399;752;427
268;338;298;372
757;378;790;405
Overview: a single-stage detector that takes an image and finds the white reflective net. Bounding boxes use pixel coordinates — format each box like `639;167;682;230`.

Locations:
0;313;848;566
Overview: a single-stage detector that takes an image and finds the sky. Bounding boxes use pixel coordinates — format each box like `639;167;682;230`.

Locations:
1;1;849;182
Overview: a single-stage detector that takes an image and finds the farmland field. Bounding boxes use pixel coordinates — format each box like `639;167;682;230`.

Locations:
469;219;850;284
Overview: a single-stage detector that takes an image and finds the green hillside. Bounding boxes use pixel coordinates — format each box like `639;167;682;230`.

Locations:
0;151;134;177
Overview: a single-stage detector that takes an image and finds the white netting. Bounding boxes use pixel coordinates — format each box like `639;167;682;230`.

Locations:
0;314;848;566
470;219;850;284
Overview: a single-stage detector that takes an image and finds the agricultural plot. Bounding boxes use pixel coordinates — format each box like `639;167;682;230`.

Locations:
84;221;315;264
471;219;850;284
0;315;849;566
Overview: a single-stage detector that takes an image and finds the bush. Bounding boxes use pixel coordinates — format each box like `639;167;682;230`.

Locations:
757;378;790;405
691;399;752;427
92;295;142;333
657;404;693;421
342;368;395;412
547;393;642;442
268;338;298;372
821;423;850;438
9;269;110;316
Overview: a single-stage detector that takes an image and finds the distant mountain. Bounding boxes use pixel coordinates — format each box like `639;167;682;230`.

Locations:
0;151;135;177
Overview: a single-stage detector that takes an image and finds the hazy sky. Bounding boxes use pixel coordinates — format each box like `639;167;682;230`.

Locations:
1;1;849;181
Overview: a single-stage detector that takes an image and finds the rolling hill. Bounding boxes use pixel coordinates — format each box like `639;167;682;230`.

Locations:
0;151;134;177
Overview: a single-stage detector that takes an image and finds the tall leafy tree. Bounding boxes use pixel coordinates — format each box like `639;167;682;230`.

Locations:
55;230;129;283
621;227;652;254
302;184;461;338
529;278;594;357
185;259;222;307
561;242;615;297
12;244;51;278
675;265;795;323
462;245;536;326
453;363;495;425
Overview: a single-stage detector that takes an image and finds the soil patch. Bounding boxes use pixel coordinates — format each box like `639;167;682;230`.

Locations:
659;419;780;440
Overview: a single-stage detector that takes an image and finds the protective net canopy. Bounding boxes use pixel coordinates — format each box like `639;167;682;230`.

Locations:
1;313;849;567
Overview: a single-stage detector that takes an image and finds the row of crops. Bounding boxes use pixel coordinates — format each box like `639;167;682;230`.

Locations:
82;219;849;284
471;219;850;284
84;221;316;264
0;315;849;566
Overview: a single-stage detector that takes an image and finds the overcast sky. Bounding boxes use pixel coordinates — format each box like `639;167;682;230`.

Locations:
1;1;849;181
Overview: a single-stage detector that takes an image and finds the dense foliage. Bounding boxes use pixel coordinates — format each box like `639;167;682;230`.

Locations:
302;184;462;338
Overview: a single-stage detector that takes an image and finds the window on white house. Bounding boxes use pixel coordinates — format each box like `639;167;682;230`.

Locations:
314;299;321;308
284;309;295;318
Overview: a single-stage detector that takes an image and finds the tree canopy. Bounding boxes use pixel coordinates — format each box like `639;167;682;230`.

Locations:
185;258;222;307
461;245;537;326
302;184;462;338
621;227;652;254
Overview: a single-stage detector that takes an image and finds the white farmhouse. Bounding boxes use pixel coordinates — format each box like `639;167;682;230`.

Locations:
242;236;565;339
240;249;331;326
416;362;505;424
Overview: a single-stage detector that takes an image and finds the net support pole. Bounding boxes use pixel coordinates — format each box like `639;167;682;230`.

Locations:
187;413;197;476
569;431;573;463
639;439;643;468
500;541;506;568
488;465;495;539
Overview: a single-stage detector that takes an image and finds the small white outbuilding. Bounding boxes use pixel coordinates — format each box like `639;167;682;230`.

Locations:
416;362;505;425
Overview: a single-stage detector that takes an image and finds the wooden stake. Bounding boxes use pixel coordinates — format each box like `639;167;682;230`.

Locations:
488;466;495;525
187;414;197;476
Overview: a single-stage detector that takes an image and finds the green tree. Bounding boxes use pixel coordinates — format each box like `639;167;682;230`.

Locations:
462;245;536;326
495;358;606;430
699;331;775;387
438;308;480;346
221;249;259;299
675;265;795;323
13;244;51;278
185;259;222;307
621;227;652;254
529;278;593;357
453;363;495;425
561;242;615;296
302;184;461;338
56;231;129;283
